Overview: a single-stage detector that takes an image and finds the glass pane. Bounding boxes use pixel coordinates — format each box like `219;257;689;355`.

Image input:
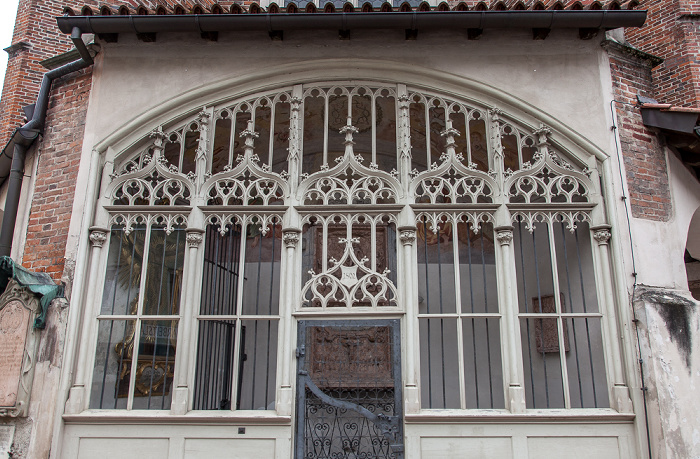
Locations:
143;227;186;316
302;95;325;175
375;92;397;173
458;222;498;314
237;319;279;410
417;218;457;314
193;319;237;410
566;317;609;408
419;317;460;408
200;224;243;316
272;101;291;175
514;220;555;314
462;317;504;409
351;92;373;164
100;227;146;316
241;221;282;315
212;114;232;174
409;100;427;171
327;92;348;165
501;125;519;172
468;116;489;172
162;133;180;169
554;221;600;314
429;103;446;166
520;318;566;409
451;110;468;160
181;124;198;175
131;320;178;410
233;109;252;161
89;319;131;409
255;102;272;164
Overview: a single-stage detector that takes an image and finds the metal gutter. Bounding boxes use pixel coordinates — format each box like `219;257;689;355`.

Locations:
0;27;95;257
57;10;647;35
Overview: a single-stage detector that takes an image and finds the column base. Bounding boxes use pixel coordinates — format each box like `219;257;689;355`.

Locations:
277;386;293;416
508;385;526;413
404;385;420;414
64;386;85;415
612;385;633;413
170;387;189;415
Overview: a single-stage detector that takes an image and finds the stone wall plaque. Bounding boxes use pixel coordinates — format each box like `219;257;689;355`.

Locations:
307;325;393;388
0;281;41;417
0;425;14;457
533;294;570;353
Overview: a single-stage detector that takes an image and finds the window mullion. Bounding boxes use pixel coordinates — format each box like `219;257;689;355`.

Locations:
546;220;571;409
452;216;467;409
171;227;204;414
495;224;526;413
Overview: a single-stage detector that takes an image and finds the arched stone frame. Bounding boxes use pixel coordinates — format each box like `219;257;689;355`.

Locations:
63;61;634;419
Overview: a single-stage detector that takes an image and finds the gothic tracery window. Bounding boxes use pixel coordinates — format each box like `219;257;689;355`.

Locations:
87;81;616;414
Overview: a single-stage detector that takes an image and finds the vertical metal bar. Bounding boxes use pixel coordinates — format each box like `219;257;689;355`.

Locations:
559;222;584;407
465;220;479;408
222;322;234;409
127;223;154;409
517;220;536;406
574;227;598;407
546;221;570;408
531;224;550;408
371;92;377;164
422;218;432;407
424;102;430;167
269;101;276;167
436;221;447;407
323;93;329;165
481;227;495;408
264;223;277;407
230;223;247;408
452;218;466;409
100;228;125;408
465;110;472;165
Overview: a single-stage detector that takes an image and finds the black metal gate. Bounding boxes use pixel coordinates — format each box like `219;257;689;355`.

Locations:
295;320;404;459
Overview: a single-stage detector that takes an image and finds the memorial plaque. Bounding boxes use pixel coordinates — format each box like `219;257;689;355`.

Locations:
0;281;41;417
0;301;30;406
533;295;569;353
0;425;14;457
307;325;393;388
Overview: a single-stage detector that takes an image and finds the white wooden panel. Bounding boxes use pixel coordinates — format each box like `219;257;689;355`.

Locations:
78;438;169;459
184;438;276;459
527;436;620;459
421;436;513;458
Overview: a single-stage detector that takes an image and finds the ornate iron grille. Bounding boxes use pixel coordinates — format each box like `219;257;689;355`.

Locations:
296;320;403;459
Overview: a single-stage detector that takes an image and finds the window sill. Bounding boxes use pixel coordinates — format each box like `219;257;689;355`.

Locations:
63;410;292;425
405;409;635;424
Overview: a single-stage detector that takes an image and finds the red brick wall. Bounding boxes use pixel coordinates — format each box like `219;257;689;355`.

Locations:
609;47;672;221
21;70;92;280
625;0;700;107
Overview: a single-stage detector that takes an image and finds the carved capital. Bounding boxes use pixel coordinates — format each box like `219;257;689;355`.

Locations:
89;227;109;248
186;228;205;248
240;120;259;148
398;226;417;246
283;228;302;248
290;96;302;112
592;226;612;245
149;125;167;148
197;108;212;126
534;123;552;147
495;226;514;246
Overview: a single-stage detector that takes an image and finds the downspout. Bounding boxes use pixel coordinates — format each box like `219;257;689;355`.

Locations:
0;27;94;258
